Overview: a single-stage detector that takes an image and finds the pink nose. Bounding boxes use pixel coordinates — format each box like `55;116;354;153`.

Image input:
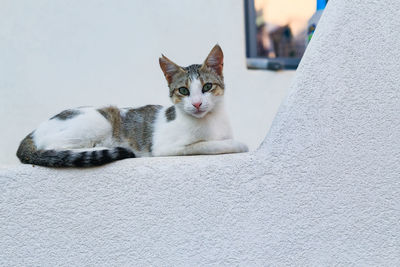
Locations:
192;102;202;110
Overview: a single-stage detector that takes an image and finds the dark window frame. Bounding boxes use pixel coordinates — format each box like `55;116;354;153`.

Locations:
244;0;302;71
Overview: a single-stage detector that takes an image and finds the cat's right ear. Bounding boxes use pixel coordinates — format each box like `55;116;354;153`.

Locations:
159;55;184;84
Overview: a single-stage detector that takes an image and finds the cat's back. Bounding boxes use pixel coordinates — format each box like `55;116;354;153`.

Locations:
31;106;112;149
26;105;163;151
118;104;163;155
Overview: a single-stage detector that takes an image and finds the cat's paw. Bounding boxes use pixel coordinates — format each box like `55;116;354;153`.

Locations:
236;141;249;153
228;140;249;153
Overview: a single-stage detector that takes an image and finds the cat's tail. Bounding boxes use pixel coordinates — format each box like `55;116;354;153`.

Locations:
16;133;136;167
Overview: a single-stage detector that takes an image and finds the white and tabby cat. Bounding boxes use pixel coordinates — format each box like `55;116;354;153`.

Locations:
17;45;248;167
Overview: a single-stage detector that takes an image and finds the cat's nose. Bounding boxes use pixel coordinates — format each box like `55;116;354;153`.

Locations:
192;102;202;110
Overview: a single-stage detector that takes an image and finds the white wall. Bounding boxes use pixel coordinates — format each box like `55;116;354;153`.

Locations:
1;0;400;265
0;0;294;165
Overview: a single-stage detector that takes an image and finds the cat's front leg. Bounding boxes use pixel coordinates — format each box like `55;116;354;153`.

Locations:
182;139;248;156
152;139;248;157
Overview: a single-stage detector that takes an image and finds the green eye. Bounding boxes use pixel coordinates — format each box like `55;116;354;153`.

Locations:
178;87;190;96
202;83;213;93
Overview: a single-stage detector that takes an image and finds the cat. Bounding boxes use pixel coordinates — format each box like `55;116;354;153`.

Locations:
16;44;248;167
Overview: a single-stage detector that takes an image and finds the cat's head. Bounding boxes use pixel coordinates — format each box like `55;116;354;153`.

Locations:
159;44;225;118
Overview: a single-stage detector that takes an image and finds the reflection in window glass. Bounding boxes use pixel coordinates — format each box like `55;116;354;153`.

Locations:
255;0;315;59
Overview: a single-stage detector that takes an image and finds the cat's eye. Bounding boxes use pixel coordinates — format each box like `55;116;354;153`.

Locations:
178;87;190;96
202;83;213;93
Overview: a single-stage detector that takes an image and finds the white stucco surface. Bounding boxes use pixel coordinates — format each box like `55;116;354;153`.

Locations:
0;0;294;165
1;0;400;266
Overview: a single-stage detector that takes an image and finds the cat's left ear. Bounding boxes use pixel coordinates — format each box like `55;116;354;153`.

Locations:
159;55;184;84
201;44;224;76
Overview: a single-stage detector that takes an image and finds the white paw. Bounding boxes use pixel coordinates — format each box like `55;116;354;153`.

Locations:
236;141;249;153
228;140;249;153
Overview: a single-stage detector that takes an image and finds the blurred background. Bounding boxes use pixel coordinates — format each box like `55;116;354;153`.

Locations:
0;0;326;165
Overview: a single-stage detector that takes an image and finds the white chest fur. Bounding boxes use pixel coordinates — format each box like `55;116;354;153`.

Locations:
152;101;233;156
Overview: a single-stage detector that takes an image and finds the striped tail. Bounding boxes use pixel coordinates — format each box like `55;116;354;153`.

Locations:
17;134;135;167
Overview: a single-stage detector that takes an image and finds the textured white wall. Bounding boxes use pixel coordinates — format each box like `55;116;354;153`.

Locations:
0;0;294;165
1;0;400;266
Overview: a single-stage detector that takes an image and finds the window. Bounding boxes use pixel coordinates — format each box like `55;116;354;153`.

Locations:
245;0;328;70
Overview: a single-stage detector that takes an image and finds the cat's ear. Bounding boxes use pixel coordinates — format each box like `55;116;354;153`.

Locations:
159;55;184;84
202;44;224;76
